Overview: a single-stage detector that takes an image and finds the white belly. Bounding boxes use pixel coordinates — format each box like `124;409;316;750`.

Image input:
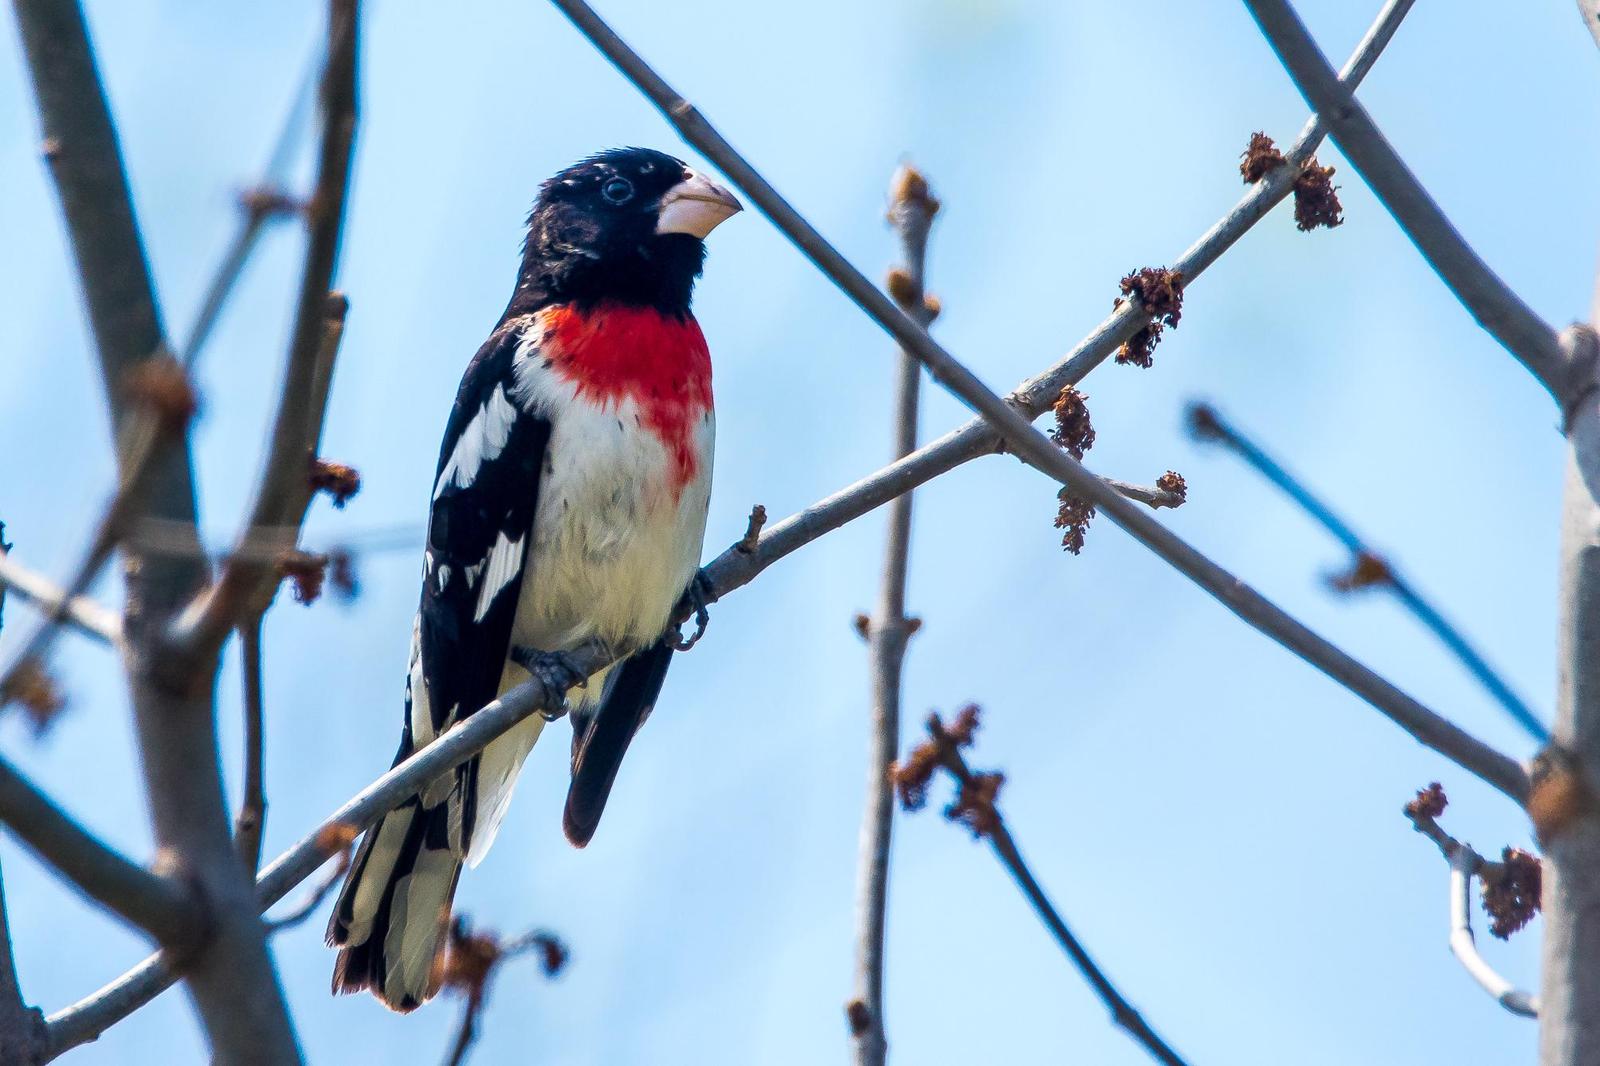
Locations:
511;390;713;658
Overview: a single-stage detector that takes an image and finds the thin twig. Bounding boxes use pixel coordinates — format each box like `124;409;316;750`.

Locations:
234;615;267;873
437;921;567;1066
1240;0;1568;406
181;53;319;369
916;713;1191;1066
0;756;196;949
551;0;1525;802
1189;400;1546;741
0;409;168;712
849;163;938;1066
0;547;121;647
1104;478;1187;511
1448;849;1540;1018
1403;787;1540;1017
169;1;358;655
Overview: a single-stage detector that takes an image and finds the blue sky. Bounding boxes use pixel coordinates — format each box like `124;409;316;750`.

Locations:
2;1;1596;1062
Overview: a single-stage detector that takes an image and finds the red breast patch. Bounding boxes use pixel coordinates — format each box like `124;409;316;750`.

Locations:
537;303;713;493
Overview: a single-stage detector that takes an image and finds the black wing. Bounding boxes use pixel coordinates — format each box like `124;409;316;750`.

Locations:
409;322;550;852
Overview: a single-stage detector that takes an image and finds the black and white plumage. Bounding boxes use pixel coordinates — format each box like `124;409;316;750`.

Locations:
328;148;741;1010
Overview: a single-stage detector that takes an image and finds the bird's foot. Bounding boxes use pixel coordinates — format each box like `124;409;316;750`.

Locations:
670;571;715;652
510;646;589;721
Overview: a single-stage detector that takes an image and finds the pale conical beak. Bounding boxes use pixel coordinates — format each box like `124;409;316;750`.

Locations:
655;170;743;238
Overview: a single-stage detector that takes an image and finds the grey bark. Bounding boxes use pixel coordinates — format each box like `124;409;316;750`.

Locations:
1544;323;1600;1065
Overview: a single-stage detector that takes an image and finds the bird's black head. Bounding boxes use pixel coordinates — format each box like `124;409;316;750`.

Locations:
511;147;742;319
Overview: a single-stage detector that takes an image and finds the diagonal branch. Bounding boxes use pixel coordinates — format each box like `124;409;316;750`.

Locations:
0;756;197;950
181;53;319;369
550;0;1527;801
0;406;173;714
914;711;1191;1066
1240;0;1569;406
0;547;120;647
1189;400;1546;741
848;163;938;1066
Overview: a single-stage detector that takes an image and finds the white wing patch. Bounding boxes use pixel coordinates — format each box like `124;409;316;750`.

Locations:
433;384;519;500
406;615;434;746
472;531;526;623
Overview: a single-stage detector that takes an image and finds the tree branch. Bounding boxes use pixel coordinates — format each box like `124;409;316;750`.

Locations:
913;710;1191;1066
1449;848;1540;1018
0;406;172;715
1239;0;1569;406
550;0;1527;802
0;756;197;949
848;163;938;1066
14;0;303;1057
1542;317;1600;1065
1189;400;1546;741
170;4;357;656
234;615;267;873
0;547;120;647
0;854;47;1066
1403;785;1541;1018
180;53;318;369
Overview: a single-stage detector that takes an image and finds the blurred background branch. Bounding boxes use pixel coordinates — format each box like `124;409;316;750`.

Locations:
1188;399;1546;741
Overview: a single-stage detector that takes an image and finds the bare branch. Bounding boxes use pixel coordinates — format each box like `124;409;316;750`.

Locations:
904;709;1191;1066
849;162;938;1066
171;289;351;653
0;756;197;949
0;546;120;647
1240;0;1568;405
1543;316;1600;1063
1189;400;1545;741
1104;477;1187;511
14;0;303;1055
0;399;177;715
181;54;319;368
46;656;587;1056
1449;848;1540;1018
263;824;355;932
171;0;357;656
551;0;1526;801
437;919;567;1066
0;855;47;1066
234;616;267;873
1403;785;1541;1017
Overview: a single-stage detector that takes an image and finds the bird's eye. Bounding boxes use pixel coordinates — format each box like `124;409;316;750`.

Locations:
601;177;634;204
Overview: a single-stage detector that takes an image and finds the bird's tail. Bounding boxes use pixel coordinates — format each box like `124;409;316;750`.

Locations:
326;796;462;1011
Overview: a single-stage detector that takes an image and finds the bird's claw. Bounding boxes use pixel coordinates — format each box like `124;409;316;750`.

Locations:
510;646;588;721
670;571;714;652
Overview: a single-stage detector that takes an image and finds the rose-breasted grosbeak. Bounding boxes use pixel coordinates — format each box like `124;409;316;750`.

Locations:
327;148;741;1010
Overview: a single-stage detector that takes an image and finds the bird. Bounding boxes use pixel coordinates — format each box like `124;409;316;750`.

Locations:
326;147;742;1010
